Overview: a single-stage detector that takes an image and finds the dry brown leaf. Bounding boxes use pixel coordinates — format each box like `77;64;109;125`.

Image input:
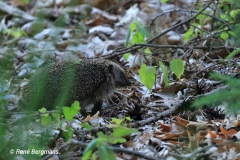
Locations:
207;129;217;139
220;127;237;139
174;116;190;126
159;122;171;132
168;140;186;147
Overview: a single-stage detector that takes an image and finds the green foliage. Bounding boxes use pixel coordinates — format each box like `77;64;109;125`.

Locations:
220;32;229;40
192;73;240;114
159;59;184;87
111;117;124;125
196;13;207;26
36;101;80;141
21;0;30;4
82;123;93;131
225;48;240;60
139;64;156;91
30;20;45;35
112;127;137;138
62;126;74;141
83;139;100;160
159;61;169;87
106;118;138;144
170;59;184;79
3;28;27;39
38;108;51;126
125;20;151;46
52;112;60;123
161;0;169;3
140;59;184;90
40;116;51;126
99;145;116;160
83;138;116;160
62;101;81;120
82;117;138;160
234;24;240;45
124;20;151;60
125;116;132;121
184;27;197;42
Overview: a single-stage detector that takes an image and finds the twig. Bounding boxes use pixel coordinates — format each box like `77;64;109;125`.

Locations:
130;100;183;128
168;139;238;159
195;85;228;99
151;8;232;31
147;1;213;44
42;139;165;160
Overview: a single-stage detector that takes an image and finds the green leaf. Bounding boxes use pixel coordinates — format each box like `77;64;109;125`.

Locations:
62;126;73;141
83;139;99;158
132;31;145;44
230;9;240;18
228;31;237;37
82;150;92;160
196;14;206;25
123;53;130;61
82;123;92;131
63;107;75;120
159;61;169;86
125;117;132;121
144;47;152;54
125;20;149;49
21;0;30;4
7;28;27;38
110;137;126;144
137;25;151;38
40;116;51;126
129;21;138;32
111;118;124;125
170;59;184;79
38;107;49;117
161;0;169;3
52;113;60;123
99;145;116;160
220;0;229;2
220;32;229;40
71;101;81;111
112;127;138;137
184;27;195;42
225;49;240;60
139;64;156;91
63;101;80;120
97;132;107;140
124;28;131;47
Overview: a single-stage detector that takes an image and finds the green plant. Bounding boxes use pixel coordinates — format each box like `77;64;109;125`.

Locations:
139;59;184;91
159;61;169;87
124;20;151;60
170;59;184;80
225;48;240;60
139;64;156;91
2;28;27;39
82;117;138;160
193;73;240;114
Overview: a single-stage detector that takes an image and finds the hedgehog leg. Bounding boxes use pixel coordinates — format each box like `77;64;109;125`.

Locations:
80;107;88;116
91;100;103;115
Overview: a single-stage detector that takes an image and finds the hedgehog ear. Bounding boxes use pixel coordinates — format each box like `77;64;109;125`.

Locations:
108;64;114;74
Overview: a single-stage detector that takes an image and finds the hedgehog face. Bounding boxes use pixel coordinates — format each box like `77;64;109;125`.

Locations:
108;64;131;87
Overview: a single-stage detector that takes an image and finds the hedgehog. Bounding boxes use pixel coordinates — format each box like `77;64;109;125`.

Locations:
20;59;131;116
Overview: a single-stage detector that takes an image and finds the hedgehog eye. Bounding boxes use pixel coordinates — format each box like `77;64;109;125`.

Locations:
108;64;114;74
120;72;124;77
